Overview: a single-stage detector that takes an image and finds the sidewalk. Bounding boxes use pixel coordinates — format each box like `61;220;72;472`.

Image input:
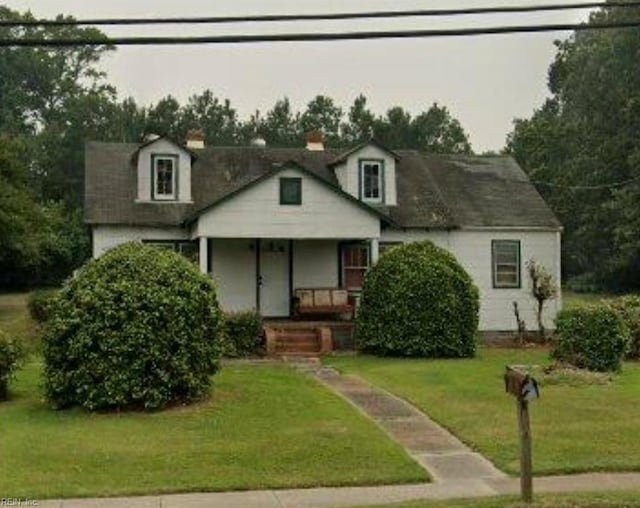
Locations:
35;472;640;508
34;363;640;507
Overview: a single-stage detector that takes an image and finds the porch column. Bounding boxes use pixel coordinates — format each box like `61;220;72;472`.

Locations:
199;237;208;274
370;238;380;265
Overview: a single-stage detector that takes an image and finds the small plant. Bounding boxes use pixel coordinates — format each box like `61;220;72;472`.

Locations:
357;240;479;358
223;311;263;357
513;301;527;344
0;330;24;401
526;260;558;341
608;296;640;359
27;289;58;323
552;305;629;372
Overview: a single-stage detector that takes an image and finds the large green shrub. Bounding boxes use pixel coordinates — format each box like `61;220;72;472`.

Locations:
27;289;58;323
43;242;224;411
223;311;263;357
552;305;629;372
0;330;24;401
608;296;640;359
357;240;479;357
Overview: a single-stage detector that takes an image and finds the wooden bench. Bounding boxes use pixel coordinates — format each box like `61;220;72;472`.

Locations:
293;288;354;318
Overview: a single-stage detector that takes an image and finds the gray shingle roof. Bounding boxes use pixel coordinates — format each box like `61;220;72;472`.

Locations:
84;142;561;230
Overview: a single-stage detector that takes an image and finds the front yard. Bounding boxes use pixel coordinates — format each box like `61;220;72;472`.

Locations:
0;292;427;499
326;349;640;476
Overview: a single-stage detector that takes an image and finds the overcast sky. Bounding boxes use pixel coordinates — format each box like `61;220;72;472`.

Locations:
3;1;594;152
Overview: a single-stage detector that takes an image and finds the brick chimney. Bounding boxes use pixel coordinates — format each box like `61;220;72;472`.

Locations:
186;128;205;150
305;130;324;151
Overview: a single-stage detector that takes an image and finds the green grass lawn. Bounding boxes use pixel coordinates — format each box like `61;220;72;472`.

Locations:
562;290;617;310
0;362;427;499
0;292;38;351
361;491;640;508
0;293;426;499
326;349;640;476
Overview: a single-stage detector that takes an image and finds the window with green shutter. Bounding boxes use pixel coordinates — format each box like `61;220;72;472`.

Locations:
492;240;521;288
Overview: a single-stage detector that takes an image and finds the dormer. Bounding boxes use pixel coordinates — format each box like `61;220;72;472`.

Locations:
133;135;196;203
329;140;399;206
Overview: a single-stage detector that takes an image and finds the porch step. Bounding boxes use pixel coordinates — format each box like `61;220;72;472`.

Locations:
265;326;326;356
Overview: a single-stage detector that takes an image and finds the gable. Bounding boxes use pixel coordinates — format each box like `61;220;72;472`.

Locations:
194;166;381;239
332;143;398;206
135;138;194;203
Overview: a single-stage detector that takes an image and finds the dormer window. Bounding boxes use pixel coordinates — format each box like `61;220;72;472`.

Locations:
152;155;178;201
359;160;384;204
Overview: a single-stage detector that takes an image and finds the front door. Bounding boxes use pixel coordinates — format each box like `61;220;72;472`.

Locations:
259;240;290;317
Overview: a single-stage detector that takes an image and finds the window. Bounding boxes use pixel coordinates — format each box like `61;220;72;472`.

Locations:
492;240;521;288
152;155;177;200
342;244;370;291
280;177;302;205
360;160;383;203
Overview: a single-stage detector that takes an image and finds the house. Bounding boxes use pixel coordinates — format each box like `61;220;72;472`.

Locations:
84;132;562;333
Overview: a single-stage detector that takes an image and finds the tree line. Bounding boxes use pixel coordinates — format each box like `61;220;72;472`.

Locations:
506;1;640;291
2;2;640;291
0;6;472;288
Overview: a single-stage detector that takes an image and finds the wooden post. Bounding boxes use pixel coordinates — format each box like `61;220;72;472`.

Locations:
505;366;538;504
517;398;533;503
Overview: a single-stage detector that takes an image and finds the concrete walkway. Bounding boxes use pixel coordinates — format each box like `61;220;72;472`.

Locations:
30;362;640;507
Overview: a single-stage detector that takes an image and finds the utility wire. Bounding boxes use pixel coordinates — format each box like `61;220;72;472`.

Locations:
530;175;640;190
1;1;639;27
1;20;639;47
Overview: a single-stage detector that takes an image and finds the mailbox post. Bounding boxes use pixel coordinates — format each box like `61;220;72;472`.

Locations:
504;366;540;504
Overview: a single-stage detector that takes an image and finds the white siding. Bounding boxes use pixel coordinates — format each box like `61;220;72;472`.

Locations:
334;144;397;205
293;240;339;289
380;228;562;331
92;225;187;257
210;239;257;312
195;168;380;239
137;138;192;202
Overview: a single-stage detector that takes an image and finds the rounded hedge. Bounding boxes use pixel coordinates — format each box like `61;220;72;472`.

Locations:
43;242;224;411
357;241;479;357
608;296;640;359
552;305;630;372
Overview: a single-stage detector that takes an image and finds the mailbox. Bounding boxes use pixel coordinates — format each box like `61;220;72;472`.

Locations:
505;366;540;402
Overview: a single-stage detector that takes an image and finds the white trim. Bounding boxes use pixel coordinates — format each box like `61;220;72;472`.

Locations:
199;237;208;274
153;155;177;201
360;160;383;204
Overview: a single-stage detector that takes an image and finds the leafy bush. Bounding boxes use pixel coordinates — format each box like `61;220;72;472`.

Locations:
43;242;224;411
0;330;24;401
223;311;263;357
27;289;58;323
552;305;629;372
357;240;479;358
609;296;640;359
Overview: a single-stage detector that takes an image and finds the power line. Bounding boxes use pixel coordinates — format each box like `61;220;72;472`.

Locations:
530;175;640;190
0;20;639;47
1;2;639;27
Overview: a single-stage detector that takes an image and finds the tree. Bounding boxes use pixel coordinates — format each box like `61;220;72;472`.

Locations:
374;106;414;148
341;94;376;145
412;103;472;154
505;3;640;289
182;90;239;145
260;98;301;147
145;95;185;141
526;260;558;341
0;135;43;284
300;95;344;146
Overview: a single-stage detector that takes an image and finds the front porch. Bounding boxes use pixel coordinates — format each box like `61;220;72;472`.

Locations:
197;237;380;319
